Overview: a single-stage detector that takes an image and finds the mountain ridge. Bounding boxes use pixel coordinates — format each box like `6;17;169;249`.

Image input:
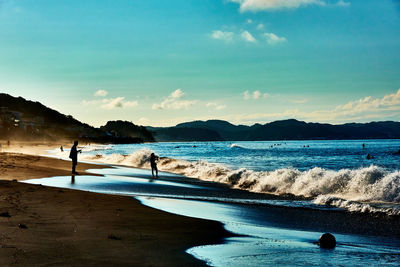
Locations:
1;93;399;142
148;119;400;141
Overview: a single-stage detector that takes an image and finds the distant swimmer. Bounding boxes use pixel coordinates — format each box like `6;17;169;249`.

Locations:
362;143;365;149
150;153;159;178
366;153;374;160
69;141;82;175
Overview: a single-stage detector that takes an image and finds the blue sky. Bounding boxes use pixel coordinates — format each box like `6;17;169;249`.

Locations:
0;0;399;126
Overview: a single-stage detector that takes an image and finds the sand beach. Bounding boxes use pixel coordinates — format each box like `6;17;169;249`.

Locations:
0;150;230;266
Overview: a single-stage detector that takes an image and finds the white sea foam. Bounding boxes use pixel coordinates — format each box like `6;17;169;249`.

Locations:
81;148;153;167
230;143;243;149
80;148;400;215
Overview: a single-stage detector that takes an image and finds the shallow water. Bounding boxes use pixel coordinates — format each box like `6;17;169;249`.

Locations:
25;167;400;267
138;197;400;267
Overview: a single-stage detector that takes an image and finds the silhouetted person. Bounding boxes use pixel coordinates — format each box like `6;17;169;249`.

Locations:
60;145;64;152
7;140;10;146
69;141;81;174
366;153;373;160
150;153;159;178
362;143;365;149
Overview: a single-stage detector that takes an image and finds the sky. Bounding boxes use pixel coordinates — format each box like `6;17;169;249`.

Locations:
0;0;399;127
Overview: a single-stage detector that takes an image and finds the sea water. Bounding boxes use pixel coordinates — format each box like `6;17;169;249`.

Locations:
59;139;400;215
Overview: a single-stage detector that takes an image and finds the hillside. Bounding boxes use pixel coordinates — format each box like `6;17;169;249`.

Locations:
100;121;154;142
0;93;153;143
148;119;400;141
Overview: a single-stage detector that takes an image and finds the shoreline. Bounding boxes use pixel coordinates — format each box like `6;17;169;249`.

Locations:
0;151;232;266
1;145;399;265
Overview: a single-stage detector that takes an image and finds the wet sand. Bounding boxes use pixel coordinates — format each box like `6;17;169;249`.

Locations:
0;152;230;266
0;152;107;180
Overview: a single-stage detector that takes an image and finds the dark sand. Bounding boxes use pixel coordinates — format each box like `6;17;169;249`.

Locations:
0;152;231;266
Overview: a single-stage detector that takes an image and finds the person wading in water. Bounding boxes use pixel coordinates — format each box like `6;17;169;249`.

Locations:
150;153;159;178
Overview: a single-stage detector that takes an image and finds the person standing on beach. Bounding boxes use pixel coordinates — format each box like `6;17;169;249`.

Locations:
150;153;159;178
69;141;81;174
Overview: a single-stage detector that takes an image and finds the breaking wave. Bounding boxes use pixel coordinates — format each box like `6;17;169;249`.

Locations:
81;149;400;216
230;143;245;149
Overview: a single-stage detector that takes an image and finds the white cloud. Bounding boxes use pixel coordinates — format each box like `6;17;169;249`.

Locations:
246;19;253;24
264;32;287;45
83;95;138;110
335;0;350;7
101;97;138;110
229;0;325;12
211;30;234;42
244;90;269;100
241;30;257;42
253;90;262;99
152;89;197;110
171;89;184;98
94;89;108;97
234;89;400;124
206;102;227;110
335;89;400;115
256;23;265;30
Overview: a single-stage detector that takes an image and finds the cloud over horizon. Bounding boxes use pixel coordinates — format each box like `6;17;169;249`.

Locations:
232;89;400;124
94;89;108;97
101;97;138;110
264;32;287;45
244;90;269;100
211;30;234;42
241;30;257;42
152;89;197;110
83;91;138;110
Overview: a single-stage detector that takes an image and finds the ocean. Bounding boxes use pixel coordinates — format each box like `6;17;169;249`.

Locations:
28;139;400;266
74;139;400;215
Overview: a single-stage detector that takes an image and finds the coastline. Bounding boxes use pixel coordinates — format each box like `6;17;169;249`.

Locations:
0;151;231;266
1;143;399;266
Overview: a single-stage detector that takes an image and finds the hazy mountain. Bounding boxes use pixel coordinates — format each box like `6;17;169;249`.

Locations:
148;119;400;141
